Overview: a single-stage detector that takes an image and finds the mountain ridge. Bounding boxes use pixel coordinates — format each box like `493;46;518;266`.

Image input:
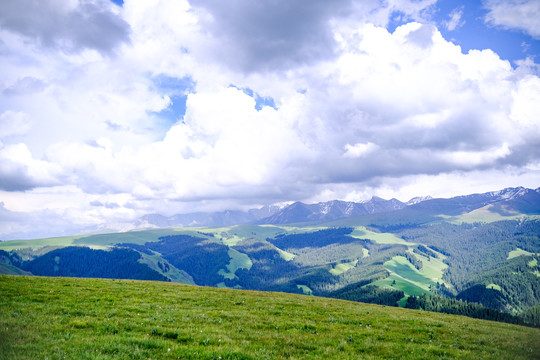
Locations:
125;186;540;228
88;186;540;233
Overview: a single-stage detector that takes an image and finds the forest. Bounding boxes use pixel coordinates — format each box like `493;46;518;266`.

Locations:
1;218;540;328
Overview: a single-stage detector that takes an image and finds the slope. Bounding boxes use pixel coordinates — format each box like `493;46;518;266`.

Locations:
1;275;539;360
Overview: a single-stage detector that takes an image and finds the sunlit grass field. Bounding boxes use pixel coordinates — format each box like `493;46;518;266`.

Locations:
1;275;539;359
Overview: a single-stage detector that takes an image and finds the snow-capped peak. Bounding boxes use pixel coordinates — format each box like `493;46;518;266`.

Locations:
406;196;432;205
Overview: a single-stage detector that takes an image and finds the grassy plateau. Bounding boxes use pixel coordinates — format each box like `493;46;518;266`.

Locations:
1;275;539;360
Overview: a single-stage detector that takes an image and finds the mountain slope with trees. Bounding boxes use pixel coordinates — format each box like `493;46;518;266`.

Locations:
1;187;539;326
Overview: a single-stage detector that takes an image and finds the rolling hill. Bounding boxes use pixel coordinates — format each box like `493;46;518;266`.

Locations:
1;275;538;359
1;186;539;327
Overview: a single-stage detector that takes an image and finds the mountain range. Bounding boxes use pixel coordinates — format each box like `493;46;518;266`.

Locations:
1;185;539;328
99;186;540;232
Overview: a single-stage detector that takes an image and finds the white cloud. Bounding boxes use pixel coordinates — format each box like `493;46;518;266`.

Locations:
484;0;540;39
444;143;511;168
444;7;464;31
0;111;32;138
344;142;379;158
0;0;130;54
510;75;540;128
0;143;61;191
0;0;539;239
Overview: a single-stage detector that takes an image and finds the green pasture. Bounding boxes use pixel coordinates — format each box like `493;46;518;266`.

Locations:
374;256;438;296
296;284;313;295
487;284;502;291
329;259;358;276
218;248;253;280
351;227;412;245
2;275;538;359
407;250;448;285
138;252;194;285
508;248;538;260
0;235;87;251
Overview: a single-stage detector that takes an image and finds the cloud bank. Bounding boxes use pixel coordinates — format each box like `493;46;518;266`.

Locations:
0;0;539;239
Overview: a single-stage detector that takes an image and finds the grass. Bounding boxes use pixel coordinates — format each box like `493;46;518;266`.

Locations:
1;275;538;360
443;205;540;224
218;249;253;280
373;274;430;297
296;285;313;295
372;256;438;296
0;264;31;275
0;229;204;251
201;225;289;246
0;235;87;251
508;248;537;260
487;284;502;291
73;229;203;246
445;205;522;223
138;252;194;284
275;247;296;261
351;227;412;245
329;259;358;276
407;250;448;285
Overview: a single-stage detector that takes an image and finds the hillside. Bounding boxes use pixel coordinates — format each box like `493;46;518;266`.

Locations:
1;187;539;327
1;275;538;359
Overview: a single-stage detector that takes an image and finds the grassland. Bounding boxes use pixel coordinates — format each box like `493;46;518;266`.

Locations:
372;256;436;297
0;235;88;251
351;227;412;245
508;248;538;260
218;248;253;280
407;250;448;285
443;205;540;224
0;229;198;252
138;252;194;284
296;284;313;295
329;259;358;276
1;275;539;359
487;284;502;291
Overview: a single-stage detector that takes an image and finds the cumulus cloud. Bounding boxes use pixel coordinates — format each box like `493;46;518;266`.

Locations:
0;0;539;239
191;0;345;71
190;0;437;72
17;22;537;197
0;143;61;191
3;77;47;96
0;111;32;138
343;143;379;158
0;0;130;54
444;7;464;31
484;0;540;39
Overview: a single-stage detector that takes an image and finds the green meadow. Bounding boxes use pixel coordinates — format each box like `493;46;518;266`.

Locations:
351;227;411;245
1;275;539;360
218;248;253;280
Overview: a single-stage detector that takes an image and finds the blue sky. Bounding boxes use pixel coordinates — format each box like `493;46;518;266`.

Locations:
0;0;539;239
429;0;539;64
123;0;540;121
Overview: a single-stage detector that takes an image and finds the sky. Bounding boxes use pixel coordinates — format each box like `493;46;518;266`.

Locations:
0;0;539;239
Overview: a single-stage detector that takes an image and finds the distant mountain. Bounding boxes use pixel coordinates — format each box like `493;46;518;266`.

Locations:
91;186;540;232
406;186;540;216
259;187;540;225
257;197;407;224
136;210;254;228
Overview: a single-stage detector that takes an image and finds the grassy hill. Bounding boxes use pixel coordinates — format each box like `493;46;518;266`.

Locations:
1;275;539;359
2;219;540;322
